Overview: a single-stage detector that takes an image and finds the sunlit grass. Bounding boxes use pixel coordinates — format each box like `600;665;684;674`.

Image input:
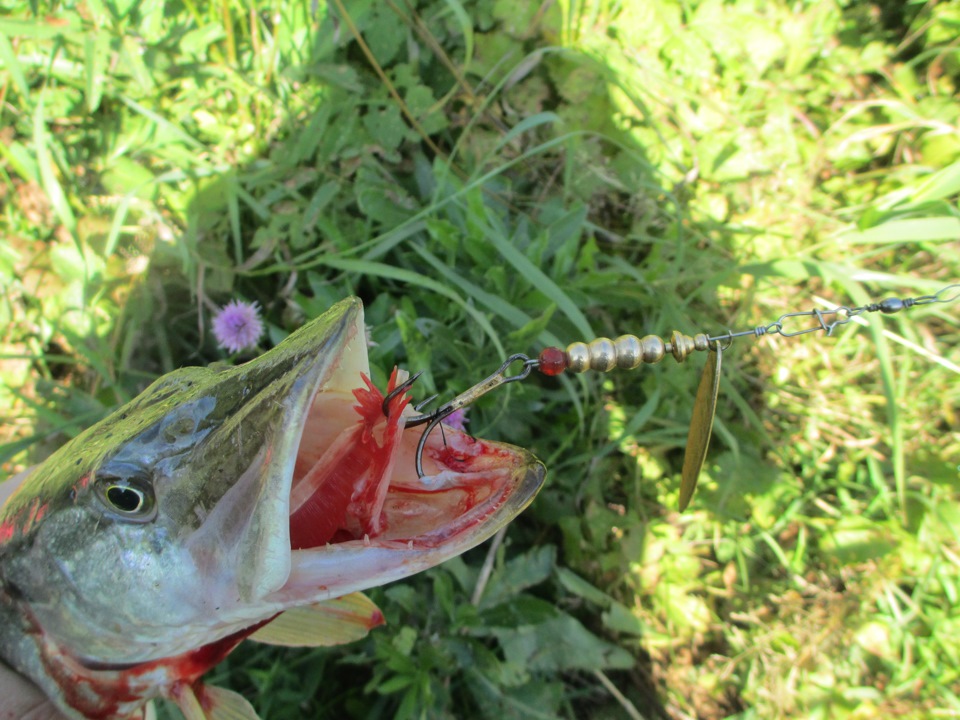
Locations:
1;0;959;718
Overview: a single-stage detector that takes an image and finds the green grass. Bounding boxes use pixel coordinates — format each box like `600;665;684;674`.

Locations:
2;0;959;718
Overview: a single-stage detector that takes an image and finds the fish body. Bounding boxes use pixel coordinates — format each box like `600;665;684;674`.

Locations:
0;298;545;719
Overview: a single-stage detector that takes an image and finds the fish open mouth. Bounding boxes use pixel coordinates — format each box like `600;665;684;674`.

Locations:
264;301;545;603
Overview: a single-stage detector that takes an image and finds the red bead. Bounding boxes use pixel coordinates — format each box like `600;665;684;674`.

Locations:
538;346;567;376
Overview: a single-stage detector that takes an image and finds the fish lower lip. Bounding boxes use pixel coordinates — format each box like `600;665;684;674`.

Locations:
271;461;544;604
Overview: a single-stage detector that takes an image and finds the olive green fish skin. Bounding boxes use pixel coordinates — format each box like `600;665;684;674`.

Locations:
0;298;361;711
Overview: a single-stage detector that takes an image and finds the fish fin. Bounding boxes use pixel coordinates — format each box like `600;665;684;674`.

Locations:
197;685;262;720
249;591;385;647
171;683;207;720
173;683;262;720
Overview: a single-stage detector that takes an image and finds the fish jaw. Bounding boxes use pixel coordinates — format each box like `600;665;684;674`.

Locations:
178;303;546;619
276;458;544;604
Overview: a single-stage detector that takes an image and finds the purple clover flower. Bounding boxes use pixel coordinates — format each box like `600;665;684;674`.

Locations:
443;407;469;432
212;300;264;353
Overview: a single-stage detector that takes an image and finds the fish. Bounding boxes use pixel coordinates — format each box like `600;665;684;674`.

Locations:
0;297;545;720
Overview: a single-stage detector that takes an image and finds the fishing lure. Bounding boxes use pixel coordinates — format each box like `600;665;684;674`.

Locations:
395;283;960;511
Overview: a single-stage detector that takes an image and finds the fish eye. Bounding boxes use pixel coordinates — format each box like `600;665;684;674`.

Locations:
106;484;145;513
94;470;157;523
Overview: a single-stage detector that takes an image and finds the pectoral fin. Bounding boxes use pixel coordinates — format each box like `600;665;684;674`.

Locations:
172;683;261;720
198;686;262;720
249;592;385;647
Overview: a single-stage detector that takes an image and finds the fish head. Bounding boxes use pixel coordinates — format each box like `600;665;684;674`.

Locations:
0;298;544;671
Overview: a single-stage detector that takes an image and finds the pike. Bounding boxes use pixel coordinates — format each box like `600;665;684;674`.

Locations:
0;298;545;719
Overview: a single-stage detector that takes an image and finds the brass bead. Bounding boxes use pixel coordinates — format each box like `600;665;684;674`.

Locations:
669;330;696;363
566;342;591;373
614;335;642;369
640;335;665;364
693;333;709;352
588;338;617;372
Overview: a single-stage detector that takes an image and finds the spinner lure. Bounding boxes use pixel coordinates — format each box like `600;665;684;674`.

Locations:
390;284;959;511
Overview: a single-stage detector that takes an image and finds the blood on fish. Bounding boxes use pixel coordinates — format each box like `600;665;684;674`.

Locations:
37;618;274;720
288;427;366;550
288;370;409;550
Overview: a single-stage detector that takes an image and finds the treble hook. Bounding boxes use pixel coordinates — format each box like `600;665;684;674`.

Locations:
381;371;424;418
394;354;538;478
